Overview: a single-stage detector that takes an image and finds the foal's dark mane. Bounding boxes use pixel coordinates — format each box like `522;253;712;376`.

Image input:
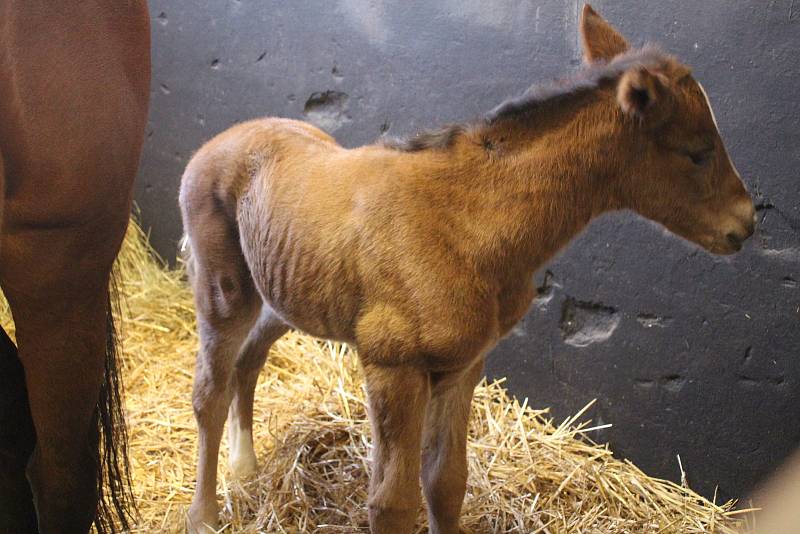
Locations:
383;46;672;152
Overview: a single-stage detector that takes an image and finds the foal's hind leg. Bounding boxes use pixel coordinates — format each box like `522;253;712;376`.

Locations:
421;358;484;534
189;310;256;533
184;233;262;533
227;305;288;479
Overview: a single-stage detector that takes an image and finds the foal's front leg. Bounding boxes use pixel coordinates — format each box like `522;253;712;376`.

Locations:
363;364;430;534
421;358;484;534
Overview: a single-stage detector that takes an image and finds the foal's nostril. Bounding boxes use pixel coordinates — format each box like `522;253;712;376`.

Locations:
726;219;755;249
726;232;743;248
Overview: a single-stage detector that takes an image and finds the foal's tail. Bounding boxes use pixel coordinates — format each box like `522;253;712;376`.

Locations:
178;233;196;282
93;270;136;534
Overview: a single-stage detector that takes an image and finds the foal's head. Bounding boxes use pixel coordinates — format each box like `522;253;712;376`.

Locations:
581;5;755;254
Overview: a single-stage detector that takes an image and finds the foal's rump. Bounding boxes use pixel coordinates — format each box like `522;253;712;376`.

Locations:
181;118;362;341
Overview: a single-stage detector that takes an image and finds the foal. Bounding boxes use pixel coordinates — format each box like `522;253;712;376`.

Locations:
181;6;755;533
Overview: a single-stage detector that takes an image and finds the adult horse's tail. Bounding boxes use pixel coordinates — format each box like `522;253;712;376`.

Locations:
94;271;136;534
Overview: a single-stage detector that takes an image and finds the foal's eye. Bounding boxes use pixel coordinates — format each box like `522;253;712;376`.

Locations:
687;150;712;166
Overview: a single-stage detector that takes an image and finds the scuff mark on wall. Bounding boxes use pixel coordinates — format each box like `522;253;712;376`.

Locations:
560;298;620;347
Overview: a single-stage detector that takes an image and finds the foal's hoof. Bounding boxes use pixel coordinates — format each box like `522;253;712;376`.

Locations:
229;453;258;479
186;504;219;534
228;433;258;479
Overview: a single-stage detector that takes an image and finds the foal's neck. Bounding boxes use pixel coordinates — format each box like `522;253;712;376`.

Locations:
446;93;620;280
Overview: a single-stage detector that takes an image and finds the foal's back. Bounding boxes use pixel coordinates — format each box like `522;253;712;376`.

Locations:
181;118;468;342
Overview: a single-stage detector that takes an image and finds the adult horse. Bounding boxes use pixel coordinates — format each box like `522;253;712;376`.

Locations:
0;2;150;532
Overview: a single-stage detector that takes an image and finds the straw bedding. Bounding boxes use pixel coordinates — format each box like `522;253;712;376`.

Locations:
0;220;751;533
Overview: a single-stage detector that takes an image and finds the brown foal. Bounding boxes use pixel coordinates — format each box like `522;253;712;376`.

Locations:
181;6;755;533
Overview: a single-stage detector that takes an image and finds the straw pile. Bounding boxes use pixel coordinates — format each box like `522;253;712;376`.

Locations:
0;220;752;533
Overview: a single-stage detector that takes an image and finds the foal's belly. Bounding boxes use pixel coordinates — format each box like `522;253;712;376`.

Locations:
266;285;359;344
251;237;361;343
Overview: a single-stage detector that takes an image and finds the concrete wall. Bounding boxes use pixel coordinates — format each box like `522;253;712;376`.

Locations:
136;0;800;501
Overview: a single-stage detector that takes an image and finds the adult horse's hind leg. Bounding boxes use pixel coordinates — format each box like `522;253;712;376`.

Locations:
2;252;116;534
227;305;288;479
0;327;38;533
0;154;32;531
421;358;484;534
183;209;263;533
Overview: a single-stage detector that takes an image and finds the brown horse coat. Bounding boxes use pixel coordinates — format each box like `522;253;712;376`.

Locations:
0;2;150;532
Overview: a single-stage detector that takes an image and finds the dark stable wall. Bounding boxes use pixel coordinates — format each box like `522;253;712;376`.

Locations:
136;1;800;502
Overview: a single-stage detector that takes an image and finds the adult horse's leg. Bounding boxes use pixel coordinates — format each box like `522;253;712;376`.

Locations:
0;326;38;533
421;358;484;534
0;221;132;534
363;363;430;534
0;149;4;234
226;306;288;479
0;147;38;532
0;0;149;526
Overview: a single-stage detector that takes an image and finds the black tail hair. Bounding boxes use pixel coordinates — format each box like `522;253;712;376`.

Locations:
93;271;136;533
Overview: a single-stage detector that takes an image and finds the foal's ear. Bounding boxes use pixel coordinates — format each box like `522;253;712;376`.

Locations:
617;67;669;118
580;4;629;63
